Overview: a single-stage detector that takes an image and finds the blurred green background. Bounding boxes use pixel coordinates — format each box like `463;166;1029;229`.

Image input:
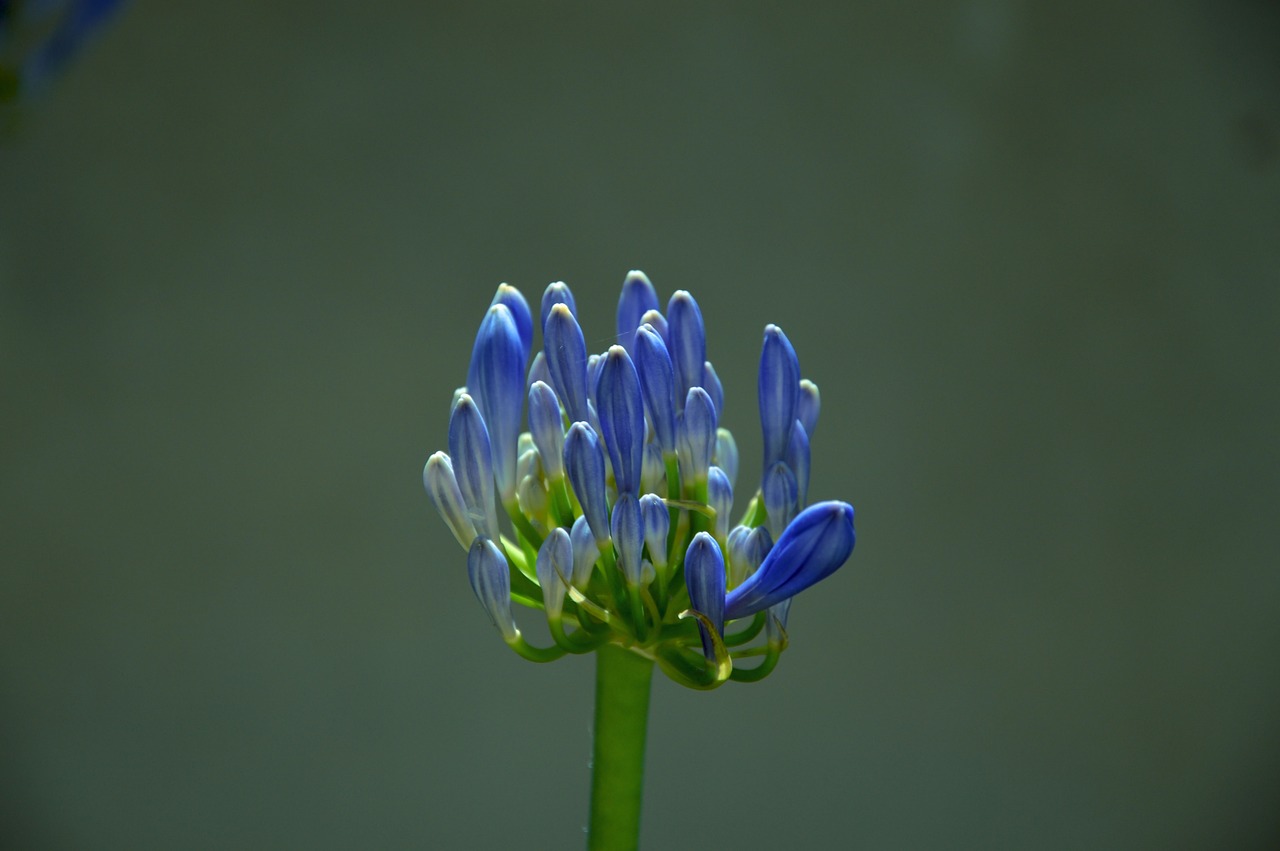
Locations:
3;1;1279;848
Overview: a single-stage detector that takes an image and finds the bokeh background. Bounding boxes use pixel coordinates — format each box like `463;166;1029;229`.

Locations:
3;2;1279;848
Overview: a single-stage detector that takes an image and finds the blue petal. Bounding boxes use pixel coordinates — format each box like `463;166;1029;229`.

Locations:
724;501;855;620
489;284;533;362
639;492;670;570
527;350;551;390
563;421;611;547
448;393;498;539
758;324;800;472
641;442;667;496
528;380;566;480
543;303;591;424
678;387;717;484
684;532;726;658
468;536;517;640
540;281;578;333
587;353;604;410
596;345;645;496
466;304;527;501
633;324;678;454
667;291;706;412
616;270;660;355
610;493;644;585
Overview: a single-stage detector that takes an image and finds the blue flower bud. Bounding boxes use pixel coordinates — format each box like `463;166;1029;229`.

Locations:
726;524;774;588
610;493;644;585
667;290;706;411
786;420;811;508
466;304;526;502
564;421;611;547
528;380;566;480
633;324;678;454
468;536;518;641
707;465;733;540
587;353;604;410
527;350;551;390
639;492;670;570
540;281;578;332
684;532;726;658
569;514;598;589
516;445;541;484
714;427;739;489
641;442;666;496
544;303;591;424
489;284;533;361
536;527;573;620
678;386;717;484
762;460;798;540
423;452;477;551
448;393;498;539
703;361;724;420
596;345;645;496
758;323;800;472
617;270;660;354
640;308;669;347
724;501;855;620
798;379;820;440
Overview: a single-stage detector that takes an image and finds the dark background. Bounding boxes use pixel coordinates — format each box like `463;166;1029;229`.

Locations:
3;2;1279;848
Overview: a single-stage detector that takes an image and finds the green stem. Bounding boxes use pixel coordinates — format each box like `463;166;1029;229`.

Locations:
588;644;655;851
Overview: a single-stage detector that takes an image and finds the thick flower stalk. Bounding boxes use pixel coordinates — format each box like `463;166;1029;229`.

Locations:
424;272;856;684
423;272;857;849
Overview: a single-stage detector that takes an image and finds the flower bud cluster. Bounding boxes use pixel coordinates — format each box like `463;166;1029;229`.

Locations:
423;272;856;687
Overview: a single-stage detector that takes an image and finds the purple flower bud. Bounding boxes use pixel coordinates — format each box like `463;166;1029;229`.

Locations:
448;393;498;539
633;324;678;454
667;290;706;411
544;303;590;424
798;379;820;440
707;465;733;540
489;284;533;362
423;452;477;551
616;270;660;354
611;493;644;585
758;324;800;472
762;460;798;540
540;281;578;332
468;536;517;641
564;421;611;547
639;492;669;570
596;345;645;496
536;527;573;620
466;304;526;501
703;361;724;420
678;387;717;484
684;532;726;658
786;420;811;508
724;501;855;620
528;381;566;480
569;514;598;589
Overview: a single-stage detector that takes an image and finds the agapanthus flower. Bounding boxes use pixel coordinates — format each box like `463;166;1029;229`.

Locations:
423;272;856;687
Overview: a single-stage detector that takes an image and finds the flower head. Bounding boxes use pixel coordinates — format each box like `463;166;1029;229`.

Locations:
424;272;857;687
